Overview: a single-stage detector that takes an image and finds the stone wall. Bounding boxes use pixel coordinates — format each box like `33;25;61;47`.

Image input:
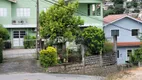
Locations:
47;64;119;77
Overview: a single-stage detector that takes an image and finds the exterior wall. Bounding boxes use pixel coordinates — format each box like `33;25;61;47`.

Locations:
104;17;142;42
0;0;12;24
117;46;139;65
76;0;103;28
104;17;142;65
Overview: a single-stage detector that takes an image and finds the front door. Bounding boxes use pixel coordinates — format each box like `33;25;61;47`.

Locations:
13;31;26;47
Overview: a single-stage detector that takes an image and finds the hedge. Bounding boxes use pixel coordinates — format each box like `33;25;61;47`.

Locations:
0;38;3;63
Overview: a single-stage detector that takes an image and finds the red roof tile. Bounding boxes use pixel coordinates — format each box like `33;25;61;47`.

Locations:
104;14;127;24
117;42;142;47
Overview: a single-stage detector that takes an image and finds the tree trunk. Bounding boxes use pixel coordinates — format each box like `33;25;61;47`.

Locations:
81;44;85;74
62;42;67;63
138;61;141;67
99;49;103;67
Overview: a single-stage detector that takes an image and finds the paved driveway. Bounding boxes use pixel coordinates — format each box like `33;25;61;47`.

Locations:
3;49;36;59
0;73;105;80
0;49;43;74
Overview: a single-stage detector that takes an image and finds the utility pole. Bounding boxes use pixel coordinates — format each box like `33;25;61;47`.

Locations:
113;35;117;64
36;0;39;60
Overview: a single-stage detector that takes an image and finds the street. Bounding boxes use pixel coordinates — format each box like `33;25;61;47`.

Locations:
0;73;105;80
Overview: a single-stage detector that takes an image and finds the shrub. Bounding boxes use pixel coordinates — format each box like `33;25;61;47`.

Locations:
103;41;113;53
40;46;58;67
130;48;142;65
0;38;3;63
24;35;36;49
0;24;9;40
82;26;105;55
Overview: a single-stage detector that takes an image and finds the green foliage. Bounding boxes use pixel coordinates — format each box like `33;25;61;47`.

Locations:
104;9;115;17
0;38;3;63
104;0;125;16
130;48;142;64
0;24;9;40
67;48;81;63
40;47;58;67
39;0;84;43
103;41;113;53
24;35;36;49
82;26;105;55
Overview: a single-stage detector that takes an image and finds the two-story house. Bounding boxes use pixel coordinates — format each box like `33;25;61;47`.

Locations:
104;14;142;64
0;0;103;48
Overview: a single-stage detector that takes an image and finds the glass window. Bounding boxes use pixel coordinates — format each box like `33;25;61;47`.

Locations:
88;3;101;16
17;8;30;17
0;8;7;17
127;50;132;57
117;50;119;58
132;29;139;36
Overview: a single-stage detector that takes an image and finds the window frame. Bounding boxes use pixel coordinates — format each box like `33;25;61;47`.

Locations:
17;8;30;17
87;3;101;16
0;8;7;17
127;49;132;57
132;29;139;36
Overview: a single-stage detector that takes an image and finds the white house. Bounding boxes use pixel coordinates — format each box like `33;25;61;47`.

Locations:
103;14;142;65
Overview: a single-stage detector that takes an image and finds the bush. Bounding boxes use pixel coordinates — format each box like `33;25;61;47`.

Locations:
40;46;58;67
0;38;3;63
130;48;142;65
24;35;36;49
67;48;82;63
103;41;113;53
0;24;9;40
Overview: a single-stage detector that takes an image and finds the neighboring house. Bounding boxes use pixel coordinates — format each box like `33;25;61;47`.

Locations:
104;14;142;64
0;0;103;48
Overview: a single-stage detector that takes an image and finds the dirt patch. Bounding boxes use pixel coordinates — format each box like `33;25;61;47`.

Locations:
106;67;142;80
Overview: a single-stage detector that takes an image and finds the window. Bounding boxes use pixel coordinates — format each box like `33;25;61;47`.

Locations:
111;30;119;36
87;3;101;16
17;8;30;17
132;29;139;36
117;50;119;58
127;50;132;57
0;8;7;17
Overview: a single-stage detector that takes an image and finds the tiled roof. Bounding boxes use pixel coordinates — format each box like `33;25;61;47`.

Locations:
103;14;127;24
103;14;142;25
117;42;142;47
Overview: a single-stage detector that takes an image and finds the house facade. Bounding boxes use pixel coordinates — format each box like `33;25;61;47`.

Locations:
104;14;142;64
0;0;103;48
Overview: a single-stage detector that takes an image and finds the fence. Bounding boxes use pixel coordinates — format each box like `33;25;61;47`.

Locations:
47;53;118;76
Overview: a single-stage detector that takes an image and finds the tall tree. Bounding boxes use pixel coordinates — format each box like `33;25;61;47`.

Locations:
39;0;84;61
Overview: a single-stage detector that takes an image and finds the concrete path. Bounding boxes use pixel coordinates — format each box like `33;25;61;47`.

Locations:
0;73;105;80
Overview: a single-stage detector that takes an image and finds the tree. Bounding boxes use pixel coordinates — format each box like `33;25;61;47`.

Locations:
0;24;9;40
81;26;105;55
39;0;84;62
104;0;125;17
130;48;142;67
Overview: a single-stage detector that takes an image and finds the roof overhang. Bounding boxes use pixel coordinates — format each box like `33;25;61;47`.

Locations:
104;16;142;27
3;24;36;28
117;42;141;47
8;0;17;3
